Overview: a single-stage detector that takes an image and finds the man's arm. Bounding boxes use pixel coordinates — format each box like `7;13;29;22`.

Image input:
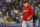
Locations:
30;7;34;17
27;7;34;20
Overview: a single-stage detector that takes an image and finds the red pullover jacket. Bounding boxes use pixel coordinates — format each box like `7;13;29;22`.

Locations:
23;5;34;21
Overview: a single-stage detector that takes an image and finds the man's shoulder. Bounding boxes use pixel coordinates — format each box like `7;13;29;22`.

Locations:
28;5;31;8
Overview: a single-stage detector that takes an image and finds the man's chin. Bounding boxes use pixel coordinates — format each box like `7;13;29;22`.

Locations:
24;5;28;7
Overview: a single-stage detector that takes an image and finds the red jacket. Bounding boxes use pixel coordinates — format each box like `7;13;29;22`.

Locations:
23;5;34;21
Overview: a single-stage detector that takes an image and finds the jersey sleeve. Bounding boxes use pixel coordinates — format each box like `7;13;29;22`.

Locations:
30;7;34;16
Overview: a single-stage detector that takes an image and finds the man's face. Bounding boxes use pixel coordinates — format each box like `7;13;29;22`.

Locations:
2;9;5;12
23;3;28;7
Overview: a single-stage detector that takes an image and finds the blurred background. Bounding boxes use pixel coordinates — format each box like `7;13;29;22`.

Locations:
0;0;40;27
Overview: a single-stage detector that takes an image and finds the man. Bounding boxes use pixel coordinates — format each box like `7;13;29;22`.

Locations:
22;0;34;27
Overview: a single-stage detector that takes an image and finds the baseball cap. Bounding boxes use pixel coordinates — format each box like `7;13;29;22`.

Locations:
22;0;28;3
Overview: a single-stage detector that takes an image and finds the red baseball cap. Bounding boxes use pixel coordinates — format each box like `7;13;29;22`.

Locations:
23;0;28;3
